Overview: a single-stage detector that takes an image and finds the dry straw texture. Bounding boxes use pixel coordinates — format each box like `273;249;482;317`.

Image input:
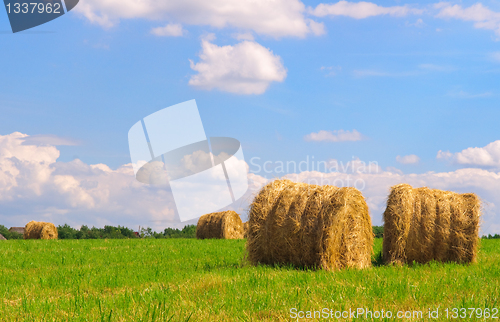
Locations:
24;221;58;240
243;222;249;238
196;211;244;239
246;179;373;270
383;184;480;265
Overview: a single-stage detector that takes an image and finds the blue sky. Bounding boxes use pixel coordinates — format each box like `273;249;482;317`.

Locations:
1;0;500;233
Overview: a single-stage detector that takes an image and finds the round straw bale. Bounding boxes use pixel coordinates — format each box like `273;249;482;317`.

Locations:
243;222;249;238
196;210;244;239
24;221;58;240
246;179;373;270
246;179;292;264
383;184;480;265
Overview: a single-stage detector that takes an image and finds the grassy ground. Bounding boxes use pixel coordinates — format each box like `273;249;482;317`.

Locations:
0;238;499;321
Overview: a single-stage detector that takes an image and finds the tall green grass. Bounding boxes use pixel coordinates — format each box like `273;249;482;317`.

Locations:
0;238;499;321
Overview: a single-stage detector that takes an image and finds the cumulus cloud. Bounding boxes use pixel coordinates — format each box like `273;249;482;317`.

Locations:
304;129;364;142
2;132;500;234
396;154;420;164
307;19;327;35
278;167;500;234
0;132;179;231
21;134;80;146
309;1;422;19
437;140;500;168
75;0;321;38
0;132;257;230
188;39;287;95
435;2;500;36
233;32;254;41
150;23;186;37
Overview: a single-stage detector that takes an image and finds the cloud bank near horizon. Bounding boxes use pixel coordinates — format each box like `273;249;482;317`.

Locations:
1;132;500;234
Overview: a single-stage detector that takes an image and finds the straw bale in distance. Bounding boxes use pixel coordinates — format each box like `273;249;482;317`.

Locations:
383;184;480;265
196;211;244;239
24;221;58;240
0;234;6;240
246;179;373;270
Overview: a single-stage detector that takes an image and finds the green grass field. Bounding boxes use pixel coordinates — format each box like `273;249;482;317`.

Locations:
1;238;499;321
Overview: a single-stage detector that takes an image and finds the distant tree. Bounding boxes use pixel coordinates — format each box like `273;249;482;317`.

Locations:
153;231;165;239
76;225;89;239
161;225;196;238
88;227;102;239
103;225;126;239
57;224;78;239
140;227;154;239
373;226;384;238
181;225;196;238
1;223;197;240
0;225;23;240
117;226;137;238
482;234;500;239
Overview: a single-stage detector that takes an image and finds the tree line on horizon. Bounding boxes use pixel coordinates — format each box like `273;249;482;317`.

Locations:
0;224;197;240
1;224;499;240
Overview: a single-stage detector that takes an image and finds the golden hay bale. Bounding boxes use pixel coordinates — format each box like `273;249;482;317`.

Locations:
383;184;480;265
23;221;58;240
196;211;244;239
246;179;373;270
243;222;249;238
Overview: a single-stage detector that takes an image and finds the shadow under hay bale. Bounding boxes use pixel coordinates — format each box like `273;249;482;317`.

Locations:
24;221;58;240
196;211;244;239
246;179;373;271
383;184;480;265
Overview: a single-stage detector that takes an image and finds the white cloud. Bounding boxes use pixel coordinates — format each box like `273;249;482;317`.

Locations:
279;167;500;235
150;23;186;37
2;132;500;234
435;2;500;36
233;32;254;41
188;39;287;95
396;154;420;164
304;129;364;142
309;1;422;19
438;140;500;168
21;134;80;146
0;132;179;231
307;19;326;35
75;0;321;38
0;132;258;231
